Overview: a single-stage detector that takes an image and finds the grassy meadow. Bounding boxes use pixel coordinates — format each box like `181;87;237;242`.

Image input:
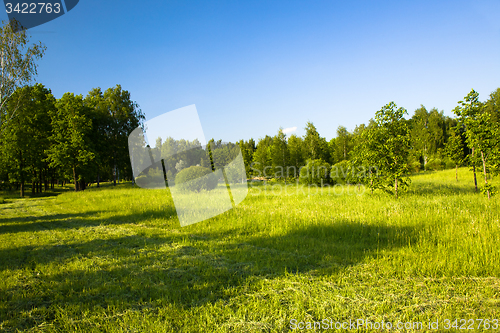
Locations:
0;168;499;332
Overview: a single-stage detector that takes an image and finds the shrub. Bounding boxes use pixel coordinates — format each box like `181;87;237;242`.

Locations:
426;157;444;171
134;175;149;187
134;167;166;188
175;166;218;192
330;160;355;184
299;159;330;186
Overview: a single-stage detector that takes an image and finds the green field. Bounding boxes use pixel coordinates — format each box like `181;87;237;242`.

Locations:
1;168;499;332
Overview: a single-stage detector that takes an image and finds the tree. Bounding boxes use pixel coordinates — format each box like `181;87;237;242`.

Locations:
287;134;304;179
351;123;381;194
0;84;54;197
237;139;255;178
271;128;288;181
445;124;467;181
46;93;94;191
83;88;109;187
299;159;330;186
485;88;500;124
251;135;273;178
454;89;499;199
303;122;325;160
102;85;144;185
410;105;430;170
369;102;411;198
0;20;46;137
331;126;352;163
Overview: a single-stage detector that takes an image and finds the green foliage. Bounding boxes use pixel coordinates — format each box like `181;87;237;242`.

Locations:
303;122;328;161
371;102;411;197
0;84;55;196
454;89;500;198
481;183;496;197
134;167;165;188
330;126;353;164
271;128;289;179
287;134;304;178
46;93;95;191
175;166;218;192
330;160;353;184
251;135;273;177
445;125;467;170
299;159;330;186
0;21;46;138
237;138;256;178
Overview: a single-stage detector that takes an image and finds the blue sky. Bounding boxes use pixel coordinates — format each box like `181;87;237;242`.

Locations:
2;0;499;142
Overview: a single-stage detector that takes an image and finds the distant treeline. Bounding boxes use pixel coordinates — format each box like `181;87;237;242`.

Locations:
236;88;500;197
0;84;144;196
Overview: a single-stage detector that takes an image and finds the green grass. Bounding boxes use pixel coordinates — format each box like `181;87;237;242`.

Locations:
0;169;499;332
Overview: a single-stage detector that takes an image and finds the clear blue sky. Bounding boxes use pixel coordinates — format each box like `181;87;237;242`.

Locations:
2;0;499;142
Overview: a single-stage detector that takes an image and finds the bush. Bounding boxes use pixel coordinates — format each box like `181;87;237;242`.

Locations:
134;175;150;187
175;166;218;192
134;167;166;188
0;197;4;204
426;157;444;171
299;159;330;186
330;160;356;184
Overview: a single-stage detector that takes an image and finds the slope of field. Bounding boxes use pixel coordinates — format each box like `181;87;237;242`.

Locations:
0;168;499;332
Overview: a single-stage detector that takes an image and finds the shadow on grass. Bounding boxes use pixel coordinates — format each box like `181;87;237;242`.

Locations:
0;213;419;330
0;203;178;234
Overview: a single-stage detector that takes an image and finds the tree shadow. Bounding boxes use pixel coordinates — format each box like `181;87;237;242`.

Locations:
0;203;178;234
0;214;420;330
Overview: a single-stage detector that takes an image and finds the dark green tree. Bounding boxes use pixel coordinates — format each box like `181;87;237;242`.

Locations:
271;128;289;181
46;93;94;191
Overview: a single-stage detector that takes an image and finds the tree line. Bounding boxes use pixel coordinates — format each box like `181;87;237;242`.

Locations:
237;88;500;198
0;83;144;196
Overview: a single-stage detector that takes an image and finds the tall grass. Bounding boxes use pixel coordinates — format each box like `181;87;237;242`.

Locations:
0;169;499;332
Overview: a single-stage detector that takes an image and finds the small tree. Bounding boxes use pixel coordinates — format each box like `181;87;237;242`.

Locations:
453;89;499;199
365;102;411;198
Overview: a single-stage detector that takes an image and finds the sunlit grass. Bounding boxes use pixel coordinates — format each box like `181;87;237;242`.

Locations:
0;169;499;332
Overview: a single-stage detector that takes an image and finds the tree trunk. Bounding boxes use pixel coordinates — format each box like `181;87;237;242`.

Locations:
394;177;398;199
480;151;490;199
38;170;42;193
73;167;78;191
472;148;478;192
113;163;117;186
32;169;36;194
19;153;25;197
455;165;458;182
369;169;373;194
97;171;100;188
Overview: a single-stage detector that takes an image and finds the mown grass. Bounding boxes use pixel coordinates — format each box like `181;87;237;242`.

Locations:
0;169;499;332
